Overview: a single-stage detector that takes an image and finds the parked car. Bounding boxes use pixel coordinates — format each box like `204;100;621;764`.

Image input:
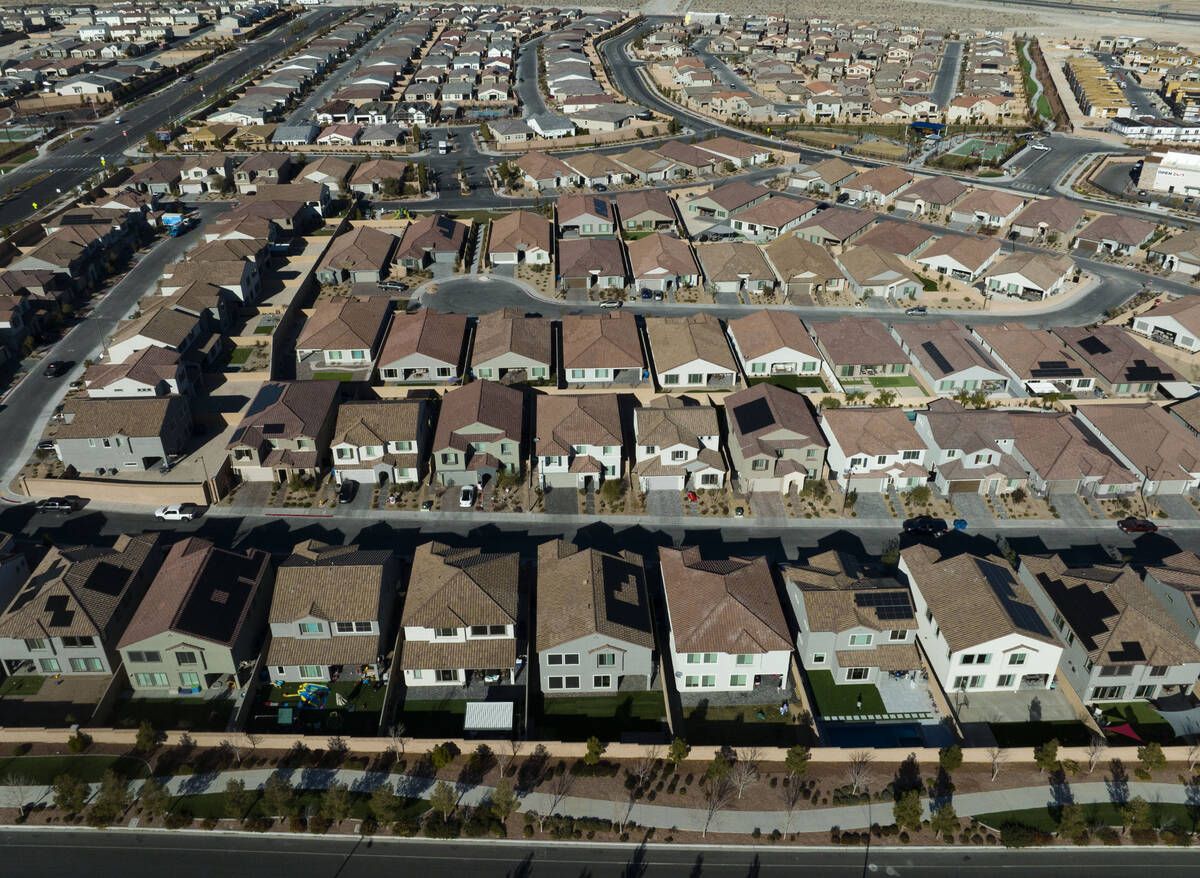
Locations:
905;306;927;315
903;516;948;536
378;280;407;291
421;499;434;512
35;439;55;452
1030;143;1050;151
599;299;622;309
459;485;476;507
593;183;607;192
1118;516;1158;534
337;479;359;504
640;288;652;299
35;496;80;514
44;360;72;378
155;503;200;521
654;291;664;301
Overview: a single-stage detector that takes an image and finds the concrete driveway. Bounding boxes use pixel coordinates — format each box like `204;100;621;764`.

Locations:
1156;495;1199;521
853;492;894;520
750;492;787;520
1050;493;1095;526
646;490;680;518
950;493;994;527
543;485;578;516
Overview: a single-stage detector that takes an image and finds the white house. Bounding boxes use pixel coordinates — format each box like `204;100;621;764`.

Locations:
820;407;928;493
330;399;431;487
726;309;827;380
535;394;624;490
900;545;1064;696
1131;297;1200;353
644;314;740;391
633;397;726;492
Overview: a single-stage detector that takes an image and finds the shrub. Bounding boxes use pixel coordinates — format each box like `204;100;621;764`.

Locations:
1130;828;1159;845
67;732;91;754
200;817;219;831
13;743;31;756
164;809;193;830
429;742;457;770
1000;822;1050;848
523;824;534;838
1096;827;1122;845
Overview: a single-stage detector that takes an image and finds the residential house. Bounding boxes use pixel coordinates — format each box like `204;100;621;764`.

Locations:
399;543;520;688
1055;324;1176;395
1010;197;1087;242
471;308;552;384
432;380;525;486
295;296;391;380
729;197;818;241
514;151;583;191
226;381;340;482
1147;229;1200;277
396;213;468;269
1018;552;1200;704
561;311;645;386
266;542;399;683
840;165;913;206
53;395;192;474
1007;410;1140;497
693;241;777;295
972;323;1095;395
633;397;726;492
792;157;858;194
1131;297;1200;353
1072;214;1157;255
726;309;825;380
948;189;1025;228
536;541;655;695
725;382;827;494
913;399;1027;496
377;308;468;384
821;406;929;492
893;319;1019;397
626;233;700;293
1074;402;1200;494
810;316;910;382
557;236;627;291
117;538;273;695
899;545;1063;696
836;244;921;300
82;346;188;398
348;159;410;197
983;251;1076;301
794;208;874;247
645;313;739;390
914;234;1001;282
685;181;772;221
895;176;969;217
613;189;676;232
557;194;614;236
0;533;164;678
534;394;623;489
1143;552;1200;646
659;546;792;696
487;211;552;265
316;226;400;284
331;400;432;487
763;235;846;302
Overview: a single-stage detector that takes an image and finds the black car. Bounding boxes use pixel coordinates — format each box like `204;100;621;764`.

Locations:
903;516;948;537
337;479;359;504
35;496;80;514
1118;516;1158;534
44;360;72;378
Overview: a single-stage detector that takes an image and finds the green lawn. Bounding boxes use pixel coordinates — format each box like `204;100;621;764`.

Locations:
806;669;886;717
248;681;385;736
987;719;1092;748
228;348;252;365
0;754;150;784
683;702;807;747
868;375;918;388
109;697;234;732
919;276;940;292
170;788;426;821
253;325;276;335
1097;701;1175;743
977;170;1004;178
976;802;1197;834
311;371;354;381
395;698;468;738
539;692;666;740
747;375;829;392
0;675;45;697
951;139;1008;162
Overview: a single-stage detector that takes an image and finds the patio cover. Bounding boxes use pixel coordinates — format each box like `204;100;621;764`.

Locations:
464;700;514;732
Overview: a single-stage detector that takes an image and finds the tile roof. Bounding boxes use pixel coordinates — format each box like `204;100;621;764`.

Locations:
645;313;737;372
625;232;698;279
227;380;339;447
333;400;425;449
57;395;187;440
810;316;907;366
488;210;551;255
821;406;923;457
727;309;820;362
320;226;400;273
396;213;468;259
917;233;1001;271
725;381;825;457
1078;401;1200;477
557;236;626;278
855;221;935;257
271;541;394;623
1008;410;1137;486
399;635;516;670
983;250;1075;289
898;175;968;206
1012;197;1086;233
634;396;720;449
535;394;622;457
297;296;391;352
535;541;654;652
660;546;791;654
895;319;1003;377
1055;324;1176;385
693;180;772;211
1076;213;1156;246
972;323;1084;379
693;241;776;284
433;380;524;450
471;308;552;368
83;346;180;391
402;542;519;629
562;311;643;369
378;308;467;368
953;188;1024;218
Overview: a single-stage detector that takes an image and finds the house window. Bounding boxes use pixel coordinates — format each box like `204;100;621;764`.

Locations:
593;675;612;688
436;367;452;378
335;622;355;633
127;651;162;663
901;450;920;460
39;658;61;673
434;627;457;638
570;369;586;379
684;675;700;688
663;374;680;385
997;674;1015;687
68;657;103;672
1052;610;1066;632
700;474;718;486
1134;684;1157;698
961;653;990;665
846;667;869;681
729;674;747;687
701;675;716;687
134;672;169;687
1099;665;1133;677
299;666;323;679
751;459;769;471
596;653;616;667
735;654;754;665
811;653;826;665
336;447;355;460
670;450;688;462
175;651;198;666
179;672;200;688
61;636;95;648
751;362;766;374
848;634;873;646
1149;665;1168;677
1091;685;1125;700
687;373;703;385
436;669;458;682
1008;653;1027;665
594;369;611;379
299;622;324;635
441;453;457;466
886;629;907;641
470;624;507;637
23;638;47;651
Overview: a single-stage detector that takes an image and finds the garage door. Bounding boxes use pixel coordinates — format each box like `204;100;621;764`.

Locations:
949;480;981;493
642;476;680;491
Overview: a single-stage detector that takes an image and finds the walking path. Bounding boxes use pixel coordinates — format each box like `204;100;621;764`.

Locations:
10;767;1195;835
1021;40;1053;130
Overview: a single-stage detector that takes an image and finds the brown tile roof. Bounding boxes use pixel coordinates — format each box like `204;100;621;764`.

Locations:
1021;553;1200;667
433;380;524;450
515;150;578;180
1008;411;1137;486
562;311;643;370
725;382;824;456
557;236;626;279
378;308;467;368
895;319;1001;377
117;537;272;648
795;207;875;240
227;380;339;447
535;541;653;652
399;635;516;670
613;188;675;222
625;233;698;279
396;213;468;260
488;210;552;256
953;188;1024;218
660;546;791;654
349;158;409;184
853;221;935;257
837;244;918;287
1077;402;1200;477
57;395;188;440
983;250;1075;290
917;233;1001;272
836;643;920;671
401;542;519;629
472;308;551;368
763;235;843;283
692;180;771;212
83;346;180;391
898;175;968;206
1054;324;1176;385
333;400;425;448
271;541;394;623
803;157;857;185
810;316;907;366
727;309;820;362
535;394;622;457
901;544;1059;652
733;196;817;228
320;226;399;273
972;323;1084;379
0;534;163;640
821;406;923;457
694;242;777;286
297;296;391;352
645;313;737;372
653;140;717;169
267;632;380;667
847;165;912;195
1075;213;1156;246
557;193;613;224
635;396;720;450
1012;197;1086;233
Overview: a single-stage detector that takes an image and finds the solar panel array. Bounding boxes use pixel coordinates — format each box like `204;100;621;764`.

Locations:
978;559;1051;636
854;590;915;621
1030;360;1084;379
732;397;774;437
1077;335;1111;356
921;340;954;376
44;594;75;629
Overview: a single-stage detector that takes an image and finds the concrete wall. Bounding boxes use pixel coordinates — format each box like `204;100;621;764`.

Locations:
20;476;208;505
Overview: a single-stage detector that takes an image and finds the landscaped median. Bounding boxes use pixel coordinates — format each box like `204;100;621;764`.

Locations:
0;730;1199;847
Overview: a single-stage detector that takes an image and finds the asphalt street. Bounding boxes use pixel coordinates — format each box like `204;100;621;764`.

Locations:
0;8;343;225
515;32;550;118
5;829;1200;877
929;41;964;110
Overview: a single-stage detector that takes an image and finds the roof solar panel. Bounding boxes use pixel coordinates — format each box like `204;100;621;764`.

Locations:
44;594;75;628
733;397;774;437
1126;360;1173;382
978;559;1051;637
1077;336;1110;356
246;383;284;417
922;340;954;376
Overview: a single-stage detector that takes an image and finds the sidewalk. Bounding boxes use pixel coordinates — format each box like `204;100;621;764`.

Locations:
12;767;1194;834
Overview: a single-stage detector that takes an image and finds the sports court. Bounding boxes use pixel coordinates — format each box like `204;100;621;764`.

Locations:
950;138;1009;162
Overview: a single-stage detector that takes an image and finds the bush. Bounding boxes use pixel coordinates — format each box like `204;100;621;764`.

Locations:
1130;828;1159;845
429;742;458;770
423;812;462;839
200;817;219;831
1000;822;1050;848
1096;827;1121;845
523;824;534;838
13;742;31;756
393;817;421;836
164;809;193;830
67;732;92;754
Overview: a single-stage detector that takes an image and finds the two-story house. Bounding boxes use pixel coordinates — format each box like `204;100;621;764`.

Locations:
536;540;655;695
399;542;521;688
633;396;726;492
1019;552;1200;705
1144;551;1200;647
226;380;340;482
52;395;192;474
913;399;1028;496
331;399;433;487
899;545;1063;696
266;541;398;683
470;309;553;383
821;407;928;493
117;538;274;695
534;393;624;490
724;382;827;495
432;380;525;486
660;546;792;696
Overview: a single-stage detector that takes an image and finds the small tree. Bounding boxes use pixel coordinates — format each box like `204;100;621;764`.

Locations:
784;745;810;779
1057;801;1087;840
1087;735;1107;774
370;782;401;825
988;746;1008;782
389;722;408;760
1034;739;1060;774
225;778;254;821
872;388;897;408
705;750;733;782
491;779;519;822
90;770;132;825
1;773;37;819
906;485;932;507
584;736;606;766
730;747;761;799
138;779;171;822
700;774;736;838
780;769;804;834
1188;739;1200;774
930;802;958;840
539;770;575;831
847;750;873;794
320;782;352;825
261;774;297;819
893;788;922;832
1138;741;1166;775
1121;795;1152;834
430;742;455;770
52;774;89;814
939;745;963;774
135;720;162;753
429;781;457;821
667;737;690;767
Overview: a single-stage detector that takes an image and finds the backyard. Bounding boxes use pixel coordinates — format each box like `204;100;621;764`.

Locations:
246;680;387;736
393;698;468;738
1097;701;1176;743
537;691;667;740
108;697;235;733
682;701;811;747
806;669;886;718
0;675;44;697
747;375;829;392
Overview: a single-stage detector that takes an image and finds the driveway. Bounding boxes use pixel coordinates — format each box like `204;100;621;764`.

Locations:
950;492;994;528
750;492;787;520
1049;493;1095;526
853;492;894;520
543;485;578;516
1156;494;1199;521
646;490;680;518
